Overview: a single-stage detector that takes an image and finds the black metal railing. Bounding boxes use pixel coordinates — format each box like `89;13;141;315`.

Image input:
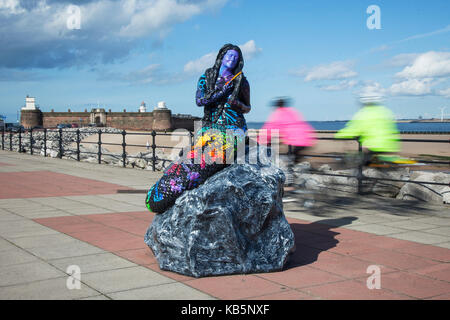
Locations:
290;134;450;194
0;128;193;169
1;128;449;194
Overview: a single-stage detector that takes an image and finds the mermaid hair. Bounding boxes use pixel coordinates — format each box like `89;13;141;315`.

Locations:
204;43;245;104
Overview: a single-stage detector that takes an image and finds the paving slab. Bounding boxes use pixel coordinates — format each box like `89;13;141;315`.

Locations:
186;275;288;300
301;279;412;300
0;220;60;239
355;250;440;271
389;231;450;245
0;171;134;199
48;252;136;274
1;204;56;214
256;265;346;289
245;289;316;300
23;240;105;260
371;271;450;299
78;295;111;300
422;227;450;236
10;233;80;249
391;243;450;262
435;242;450;249
62;206;116;215
107;282;216;300
411;264;450;282
344;223;408;236
0;260;65;287
0;239;17;252
13;210;73;219
80;266;175;294
0;277;100;300
411;217;450;226
0;248;40;266
0;209;27;221
382;220;439;231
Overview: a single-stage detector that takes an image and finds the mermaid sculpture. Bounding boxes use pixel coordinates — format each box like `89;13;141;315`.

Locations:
146;44;251;213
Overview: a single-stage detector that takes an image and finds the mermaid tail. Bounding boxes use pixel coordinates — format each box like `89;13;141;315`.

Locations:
146;124;245;214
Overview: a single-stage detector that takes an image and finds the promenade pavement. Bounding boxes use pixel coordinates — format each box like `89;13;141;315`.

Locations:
0;149;449;300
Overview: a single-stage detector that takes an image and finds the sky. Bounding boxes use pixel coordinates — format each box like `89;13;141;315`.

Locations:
1;0;450;123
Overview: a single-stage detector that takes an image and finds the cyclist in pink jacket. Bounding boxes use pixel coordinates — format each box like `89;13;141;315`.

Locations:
260;97;316;157
258;97;317;190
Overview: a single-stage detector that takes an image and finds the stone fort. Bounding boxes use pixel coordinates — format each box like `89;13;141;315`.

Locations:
20;96;201;131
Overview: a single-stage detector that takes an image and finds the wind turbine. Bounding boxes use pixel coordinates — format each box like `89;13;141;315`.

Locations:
439;107;447;122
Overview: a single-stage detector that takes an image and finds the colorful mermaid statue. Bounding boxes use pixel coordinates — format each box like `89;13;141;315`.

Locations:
146;44;251;214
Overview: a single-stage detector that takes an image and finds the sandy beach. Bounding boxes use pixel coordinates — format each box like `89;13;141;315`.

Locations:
77;129;449;169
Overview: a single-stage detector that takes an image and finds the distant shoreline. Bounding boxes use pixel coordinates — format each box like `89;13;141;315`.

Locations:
248;119;450;124
396;119;450;123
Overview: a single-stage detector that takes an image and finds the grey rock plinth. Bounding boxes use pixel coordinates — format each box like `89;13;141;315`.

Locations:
396;171;450;203
144;162;295;278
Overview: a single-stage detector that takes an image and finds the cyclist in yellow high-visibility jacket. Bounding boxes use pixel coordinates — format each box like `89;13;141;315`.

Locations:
335;95;400;157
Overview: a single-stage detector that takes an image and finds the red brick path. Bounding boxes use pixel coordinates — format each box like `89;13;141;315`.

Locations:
0;171;133;199
34;211;450;300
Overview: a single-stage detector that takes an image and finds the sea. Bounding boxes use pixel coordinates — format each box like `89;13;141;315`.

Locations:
247;121;450;133
2;111;450;133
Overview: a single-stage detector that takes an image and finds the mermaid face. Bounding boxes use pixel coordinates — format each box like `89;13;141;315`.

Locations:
221;49;239;70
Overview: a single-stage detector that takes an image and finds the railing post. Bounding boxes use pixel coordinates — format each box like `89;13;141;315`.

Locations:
76;129;80;161
189;131;194;148
18;128;22;153
9;131;12;151
43;128;47;157
98;129;102;164
59;128;63;159
357;138;363;195
151;130;156;172
1;128;4;150
30;128;33;155
122;130;127;168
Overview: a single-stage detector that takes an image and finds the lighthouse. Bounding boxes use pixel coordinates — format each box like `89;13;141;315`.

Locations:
139;101;147;113
20;95;43;128
22;96;39;110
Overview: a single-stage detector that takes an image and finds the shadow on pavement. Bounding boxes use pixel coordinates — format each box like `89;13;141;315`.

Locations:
286;191;447;217
284;217;358;270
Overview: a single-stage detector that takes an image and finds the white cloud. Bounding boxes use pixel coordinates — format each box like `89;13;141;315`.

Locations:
0;0;228;69
358;81;387;97
395;51;450;79
119;0;203;38
0;0;25;14
239;40;262;60
290;60;358;91
183;40;262;75
383;53;420;68
398;24;450;43
369;44;390;53
98;63;186;86
389;78;435;96
123;64;161;85
320;80;359;91
183;52;215;74
303;61;357;82
369;24;450;54
437;87;450;98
